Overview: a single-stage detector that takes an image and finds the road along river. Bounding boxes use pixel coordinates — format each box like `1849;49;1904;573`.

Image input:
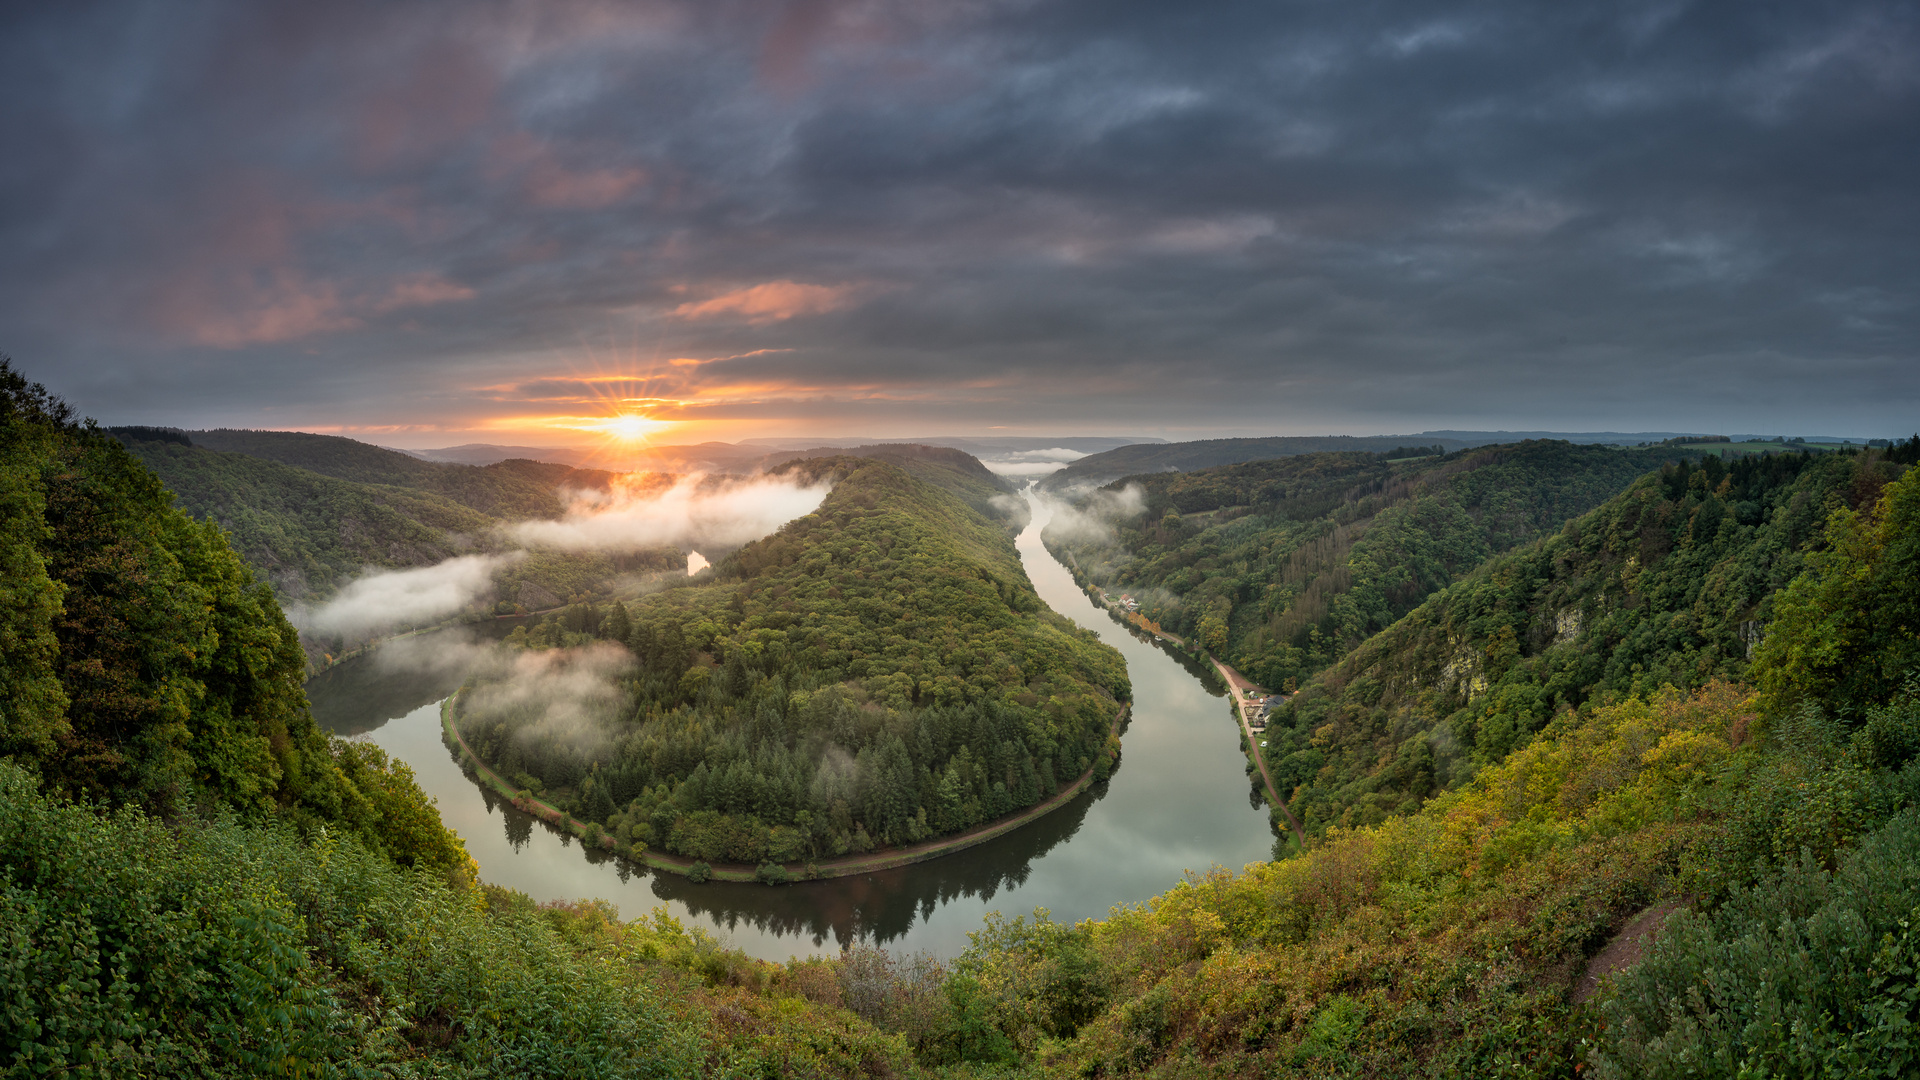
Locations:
308;492;1274;961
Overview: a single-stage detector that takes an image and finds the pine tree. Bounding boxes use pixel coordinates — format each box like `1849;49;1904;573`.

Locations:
601;600;631;644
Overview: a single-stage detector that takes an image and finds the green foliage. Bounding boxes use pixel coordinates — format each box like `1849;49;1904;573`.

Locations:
1594;812;1920;1079
1039;435;1476;491
185;429;624;520
1269;447;1891;836
0;361;471;875
0;759;918;1079
460;460;1127;864
1049;440;1690;692
0;364;69;759
1751;461;1920;718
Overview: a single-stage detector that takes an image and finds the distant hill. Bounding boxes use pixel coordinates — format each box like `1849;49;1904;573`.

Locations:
393;441;777;473
739;434;1159;455
1414;429;1717;445
757;443;1026;528
113;432;496;601
188;429;622;519
1040;435;1485;490
114;430;681;625
1043;440;1700;694
1037;431;1811;490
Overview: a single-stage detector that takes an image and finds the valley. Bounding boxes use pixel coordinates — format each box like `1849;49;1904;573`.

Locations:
305;491;1276;960
5;363;1916;1077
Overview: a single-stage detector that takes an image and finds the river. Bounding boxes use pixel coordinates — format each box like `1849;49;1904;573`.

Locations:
308;492;1275;961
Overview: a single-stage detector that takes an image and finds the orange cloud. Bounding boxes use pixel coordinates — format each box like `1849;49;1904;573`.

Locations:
670;280;863;324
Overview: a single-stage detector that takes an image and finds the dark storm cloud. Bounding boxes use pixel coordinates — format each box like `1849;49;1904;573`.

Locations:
1;0;1914;436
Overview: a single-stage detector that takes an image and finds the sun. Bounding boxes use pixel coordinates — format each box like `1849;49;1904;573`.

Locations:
582;412;672;443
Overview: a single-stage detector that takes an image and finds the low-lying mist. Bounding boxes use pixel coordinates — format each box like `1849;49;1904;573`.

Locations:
513;473;832;553
293;471;831;647
456;641;635;758
292;553;525;639
1038;483;1145;546
980;447;1089;478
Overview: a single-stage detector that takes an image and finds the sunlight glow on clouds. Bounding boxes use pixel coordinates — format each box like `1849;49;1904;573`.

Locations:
670;281;865;324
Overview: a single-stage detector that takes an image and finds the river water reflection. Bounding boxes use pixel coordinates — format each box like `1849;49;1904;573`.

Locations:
309;494;1274;961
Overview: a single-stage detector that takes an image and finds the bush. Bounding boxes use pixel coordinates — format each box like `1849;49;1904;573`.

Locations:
687;861;712;883
756;861;791;885
0;761;704;1077
1595;811;1920;1078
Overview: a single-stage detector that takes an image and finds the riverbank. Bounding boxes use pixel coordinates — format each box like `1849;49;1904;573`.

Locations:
1208;658;1306;845
441;697;1130;884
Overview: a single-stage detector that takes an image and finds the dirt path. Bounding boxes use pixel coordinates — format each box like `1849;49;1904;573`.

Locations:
1209;658;1306;846
1571;899;1688;1004
443;697;1130;883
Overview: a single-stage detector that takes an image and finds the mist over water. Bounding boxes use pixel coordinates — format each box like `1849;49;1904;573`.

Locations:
313;491;1273;960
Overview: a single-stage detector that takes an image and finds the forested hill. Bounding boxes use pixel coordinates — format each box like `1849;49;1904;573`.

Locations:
0;362;472;868
1038;434;1481;491
1046;440;1695;692
115;428;1029;606
456;457;1128;868
1271;446;1905;836
757;442;1026;528
113;430;499;600
186;427;623;518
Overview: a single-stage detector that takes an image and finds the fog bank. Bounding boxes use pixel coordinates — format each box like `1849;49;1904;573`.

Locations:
512;474;832;553
295;553;524;639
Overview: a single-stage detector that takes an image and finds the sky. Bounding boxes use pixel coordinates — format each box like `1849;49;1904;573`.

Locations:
3;0;1916;447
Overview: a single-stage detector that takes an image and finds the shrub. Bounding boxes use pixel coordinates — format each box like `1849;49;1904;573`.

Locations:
1594;811;1920;1078
756;861;791;885
687;861;712;883
0;761;705;1077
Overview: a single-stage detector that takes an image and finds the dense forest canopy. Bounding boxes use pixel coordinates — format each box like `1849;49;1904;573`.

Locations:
0;361;470;871
111;428;688;608
1269;446;1904;839
1038;434;1486;491
456;458;1128;866
1045;440;1698;691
